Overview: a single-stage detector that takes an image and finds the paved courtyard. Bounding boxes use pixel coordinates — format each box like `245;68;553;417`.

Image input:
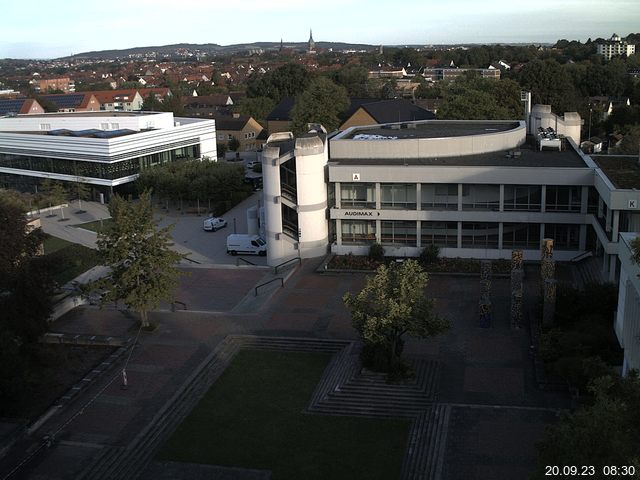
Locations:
0;259;567;480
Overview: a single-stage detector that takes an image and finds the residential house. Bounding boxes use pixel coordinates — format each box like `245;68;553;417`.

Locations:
91;90;144;111
340;98;435;130
214;113;265;152
0;98;45;116
266;97;296;134
35;77;75;93
597;34;636;61
38;93;100;112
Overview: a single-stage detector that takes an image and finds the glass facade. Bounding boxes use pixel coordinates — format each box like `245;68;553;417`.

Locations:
280;158;297;202
503;185;542;211
340;183;375;208
380;183;416;209
341;220;376;245
421;221;458;247
545;186;582;212
545;223;580;250
421;184;458;210
0;145;199;181
461;185;500;211
381;220;416;245
502;223;541;249
461;222;500;248
281;204;298;240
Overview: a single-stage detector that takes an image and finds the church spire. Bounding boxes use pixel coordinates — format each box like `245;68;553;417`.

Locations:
308;29;316;54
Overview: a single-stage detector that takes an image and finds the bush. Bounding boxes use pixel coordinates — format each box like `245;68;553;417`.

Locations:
419;244;440;265
360;340;414;381
368;243;385;262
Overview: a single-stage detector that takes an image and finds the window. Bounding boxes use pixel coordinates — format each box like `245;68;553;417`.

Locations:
421;184;458;210
341;220;376;245
381;221;416;245
503;185;542;211
101;123;109;130
461;222;499;248
228;134;233;140
281;204;298;240
381;183;416;209
110;123;119;129
545;224;579;250
545;186;582;212
340;183;375;208
421;221;458;247
461;185;500;211
217;133;224;140
502;223;540;249
39;123;51;131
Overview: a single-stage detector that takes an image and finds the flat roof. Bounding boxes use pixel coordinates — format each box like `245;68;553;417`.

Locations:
330;143;589;168
341;121;521;140
13;111;160;118
592;155;640;189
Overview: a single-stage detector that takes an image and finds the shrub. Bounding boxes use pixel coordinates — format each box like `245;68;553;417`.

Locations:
368;243;385;262
419;244;440;265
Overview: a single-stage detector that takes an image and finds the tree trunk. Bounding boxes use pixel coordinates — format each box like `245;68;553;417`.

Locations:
140;310;149;328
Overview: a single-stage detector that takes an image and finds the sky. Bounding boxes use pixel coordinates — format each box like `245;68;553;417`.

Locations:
2;0;639;59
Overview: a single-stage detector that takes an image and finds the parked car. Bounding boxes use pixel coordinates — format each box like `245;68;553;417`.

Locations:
226;234;267;256
245;161;259;169
203;217;228;232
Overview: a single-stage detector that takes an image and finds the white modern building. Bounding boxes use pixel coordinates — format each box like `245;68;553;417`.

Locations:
261;105;640;276
597;33;636;61
615;233;640;375
0;111;216;198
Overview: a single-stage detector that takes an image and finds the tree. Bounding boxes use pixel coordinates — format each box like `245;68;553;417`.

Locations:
236;96;275;127
438;76;522;120
141;92;162;112
246;63;311;103
631;236;640;266
290;77;349;134
343;260;450;376
332;65;372;98
228;137;240;154
532;373;640;478
93;191;183;327
0;195;51;343
216;142;228;159
517;59;580;113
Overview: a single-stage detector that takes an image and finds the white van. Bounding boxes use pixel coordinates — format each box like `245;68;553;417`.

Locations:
226;234;267;256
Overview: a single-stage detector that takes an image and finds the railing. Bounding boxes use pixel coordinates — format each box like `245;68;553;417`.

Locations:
236;257;256;266
254;277;284;296
274;257;301;274
569;251;593;263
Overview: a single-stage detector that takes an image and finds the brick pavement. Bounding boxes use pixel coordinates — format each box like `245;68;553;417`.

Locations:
0;261;568;480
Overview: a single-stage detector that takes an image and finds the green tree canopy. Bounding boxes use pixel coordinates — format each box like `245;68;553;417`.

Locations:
290;77;349;134
236;96;275;127
246;63;311;103
517;59;580;113
343;260;450;374
331;65;372;98
93;191;183;327
533;373;640;477
438;76;522;120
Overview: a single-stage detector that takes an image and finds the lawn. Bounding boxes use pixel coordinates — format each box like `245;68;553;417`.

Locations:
157;350;410;480
74;218;113;233
41;235;101;285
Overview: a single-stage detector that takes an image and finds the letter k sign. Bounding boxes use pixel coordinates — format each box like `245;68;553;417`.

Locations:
352;173;360;181
629;199;638;209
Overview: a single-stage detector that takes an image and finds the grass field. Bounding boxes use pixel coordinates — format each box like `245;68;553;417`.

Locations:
74;218;113;233
41;235;100;285
157;350;410;480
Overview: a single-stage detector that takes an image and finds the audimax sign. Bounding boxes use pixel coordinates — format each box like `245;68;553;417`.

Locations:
343;211;380;217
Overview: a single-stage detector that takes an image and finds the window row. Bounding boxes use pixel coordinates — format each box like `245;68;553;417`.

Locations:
338;183;584;212
340;220;580;250
0;146;199;180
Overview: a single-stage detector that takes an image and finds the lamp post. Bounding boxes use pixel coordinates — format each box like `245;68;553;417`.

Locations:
588;108;592;141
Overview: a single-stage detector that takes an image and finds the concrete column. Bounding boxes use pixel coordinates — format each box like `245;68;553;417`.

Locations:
375;219;381;243
336;219;342;246
580;186;588;214
540;185;546;213
375;183;381;210
612;210;620;241
457;221;462;248
609;254;617;283
458;184;463;211
499;185;505;212
416;183;422;211
598;197;603;218
335;182;341;209
605;207;612;232
579;224;587;251
539;223;545;249
416;220;422;248
498;222;504;250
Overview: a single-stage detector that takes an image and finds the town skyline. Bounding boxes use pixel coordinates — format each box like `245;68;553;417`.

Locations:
3;0;639;59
